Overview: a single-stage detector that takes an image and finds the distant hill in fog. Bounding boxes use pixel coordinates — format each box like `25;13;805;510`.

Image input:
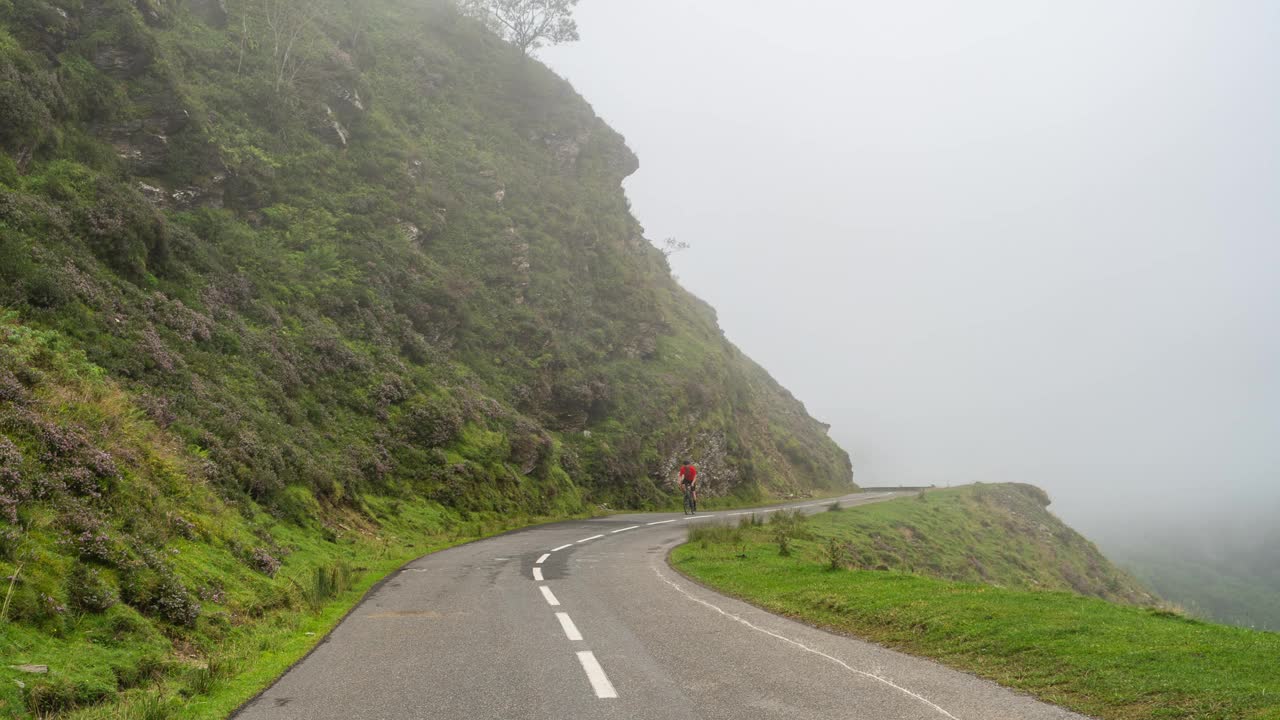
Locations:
1103;510;1280;631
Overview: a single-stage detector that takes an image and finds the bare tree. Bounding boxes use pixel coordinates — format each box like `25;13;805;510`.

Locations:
261;0;326;93
460;0;580;56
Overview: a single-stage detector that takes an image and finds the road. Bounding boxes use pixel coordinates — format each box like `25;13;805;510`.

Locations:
234;492;1089;720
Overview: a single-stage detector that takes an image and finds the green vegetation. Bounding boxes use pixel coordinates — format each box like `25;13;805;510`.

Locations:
0;0;851;716
0;312;577;718
691;485;1150;602
674;487;1280;720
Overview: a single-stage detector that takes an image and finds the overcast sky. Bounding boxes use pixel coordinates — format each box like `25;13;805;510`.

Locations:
542;0;1280;540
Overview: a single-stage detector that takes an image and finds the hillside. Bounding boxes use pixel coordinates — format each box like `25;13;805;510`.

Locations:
817;484;1152;603
0;0;851;715
684;485;1150;603
672;488;1280;719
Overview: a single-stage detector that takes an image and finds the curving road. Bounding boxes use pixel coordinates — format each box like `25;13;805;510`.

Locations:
234;492;1088;720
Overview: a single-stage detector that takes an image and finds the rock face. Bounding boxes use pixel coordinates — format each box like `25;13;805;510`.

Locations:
91;43;151;79
322;105;350;146
99;109;189;174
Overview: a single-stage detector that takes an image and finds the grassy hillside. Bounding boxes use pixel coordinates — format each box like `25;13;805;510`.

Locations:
0;311;574;718
672;488;1280;720
0;0;851;716
760;484;1151;603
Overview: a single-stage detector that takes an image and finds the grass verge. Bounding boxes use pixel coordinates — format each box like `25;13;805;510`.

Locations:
671;498;1280;720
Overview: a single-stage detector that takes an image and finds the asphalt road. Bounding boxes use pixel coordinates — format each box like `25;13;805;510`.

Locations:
234;492;1090;720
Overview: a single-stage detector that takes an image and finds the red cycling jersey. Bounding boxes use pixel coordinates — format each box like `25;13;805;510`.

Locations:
679;465;697;485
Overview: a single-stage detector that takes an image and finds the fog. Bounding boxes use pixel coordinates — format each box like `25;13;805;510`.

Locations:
543;0;1280;545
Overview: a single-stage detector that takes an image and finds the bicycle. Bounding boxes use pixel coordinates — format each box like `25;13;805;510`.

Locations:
682;484;696;515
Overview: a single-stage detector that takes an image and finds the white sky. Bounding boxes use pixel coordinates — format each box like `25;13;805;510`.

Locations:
543;0;1280;538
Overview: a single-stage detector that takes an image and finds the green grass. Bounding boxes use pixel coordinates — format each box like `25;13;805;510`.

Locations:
672;491;1280;720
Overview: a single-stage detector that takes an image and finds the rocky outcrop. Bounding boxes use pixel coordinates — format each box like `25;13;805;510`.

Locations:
321;105;350;147
99;109;189;174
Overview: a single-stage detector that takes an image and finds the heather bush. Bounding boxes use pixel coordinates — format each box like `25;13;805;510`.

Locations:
0;436;25;523
68;563;118;613
407;397;464;447
0;368;27;403
250;547;281;576
122;566;200;626
78;179;171;280
167;512;197;540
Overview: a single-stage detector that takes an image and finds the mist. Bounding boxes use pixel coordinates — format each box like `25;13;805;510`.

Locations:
543;1;1280;550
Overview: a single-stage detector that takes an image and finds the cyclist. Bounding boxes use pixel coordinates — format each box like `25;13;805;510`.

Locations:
678;461;698;514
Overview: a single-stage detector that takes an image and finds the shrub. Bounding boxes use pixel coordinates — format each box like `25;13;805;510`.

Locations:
406;397;463;447
0;45;64;153
68;563;118;613
0;436;25;523
0;368;27;403
770;508;809;532
824;537;847;571
122;568;200;626
774;526;791;557
78;179;171;280
249;547;281;576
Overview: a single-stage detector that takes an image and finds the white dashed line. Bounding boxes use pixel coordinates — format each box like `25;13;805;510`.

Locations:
533;567;544;582
576;651;618;699
551;544;573;552
555;612;583;641
646;519;679;526
727;512;751;516
611;525;640;534
536;553;550;564
578;534;605;543
539;586;561;606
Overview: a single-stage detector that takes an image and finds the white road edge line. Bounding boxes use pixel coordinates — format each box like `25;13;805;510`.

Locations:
611;525;641;534
727;512;751;516
646;519;679;526
539;585;561;606
551;544;573;552
556;612;583;641
653;566;959;720
533;567;544;582
536;553;550;564
575;651;619;699
578;534;605;543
